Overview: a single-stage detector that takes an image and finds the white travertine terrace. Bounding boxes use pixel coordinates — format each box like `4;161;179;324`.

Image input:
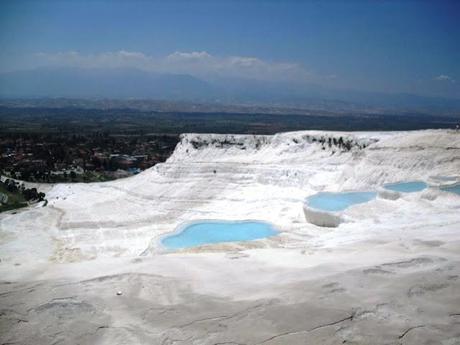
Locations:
1;129;459;345
377;187;401;200
303;205;343;227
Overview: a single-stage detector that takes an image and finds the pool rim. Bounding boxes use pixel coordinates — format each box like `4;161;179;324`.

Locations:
159;219;281;251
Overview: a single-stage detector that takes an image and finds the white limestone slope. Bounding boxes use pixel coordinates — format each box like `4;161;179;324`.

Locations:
1;129;460;345
0;129;459;264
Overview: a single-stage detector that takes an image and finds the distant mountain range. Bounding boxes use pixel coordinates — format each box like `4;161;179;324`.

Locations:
0;68;214;100
1;67;460;113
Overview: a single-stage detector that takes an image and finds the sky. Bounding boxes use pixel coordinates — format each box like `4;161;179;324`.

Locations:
0;0;459;98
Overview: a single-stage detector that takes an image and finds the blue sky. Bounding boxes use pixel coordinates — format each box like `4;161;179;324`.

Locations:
1;0;459;98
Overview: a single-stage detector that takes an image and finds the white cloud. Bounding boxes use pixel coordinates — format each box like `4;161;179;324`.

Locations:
34;50;312;82
434;74;455;83
166;51;212;60
35;51;150;69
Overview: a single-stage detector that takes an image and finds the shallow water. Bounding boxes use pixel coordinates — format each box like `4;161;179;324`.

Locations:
384;181;427;193
306;191;377;212
441;184;460;195
162;221;278;249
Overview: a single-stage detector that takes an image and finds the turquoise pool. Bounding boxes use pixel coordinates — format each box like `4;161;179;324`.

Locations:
441;184;460;195
306;191;377;212
161;221;278;249
384;181;427;193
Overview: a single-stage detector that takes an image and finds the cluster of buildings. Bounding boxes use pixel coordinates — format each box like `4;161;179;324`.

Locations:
0;134;178;182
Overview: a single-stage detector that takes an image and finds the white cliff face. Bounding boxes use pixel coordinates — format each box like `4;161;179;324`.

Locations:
1;129;458;262
1;130;460;345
